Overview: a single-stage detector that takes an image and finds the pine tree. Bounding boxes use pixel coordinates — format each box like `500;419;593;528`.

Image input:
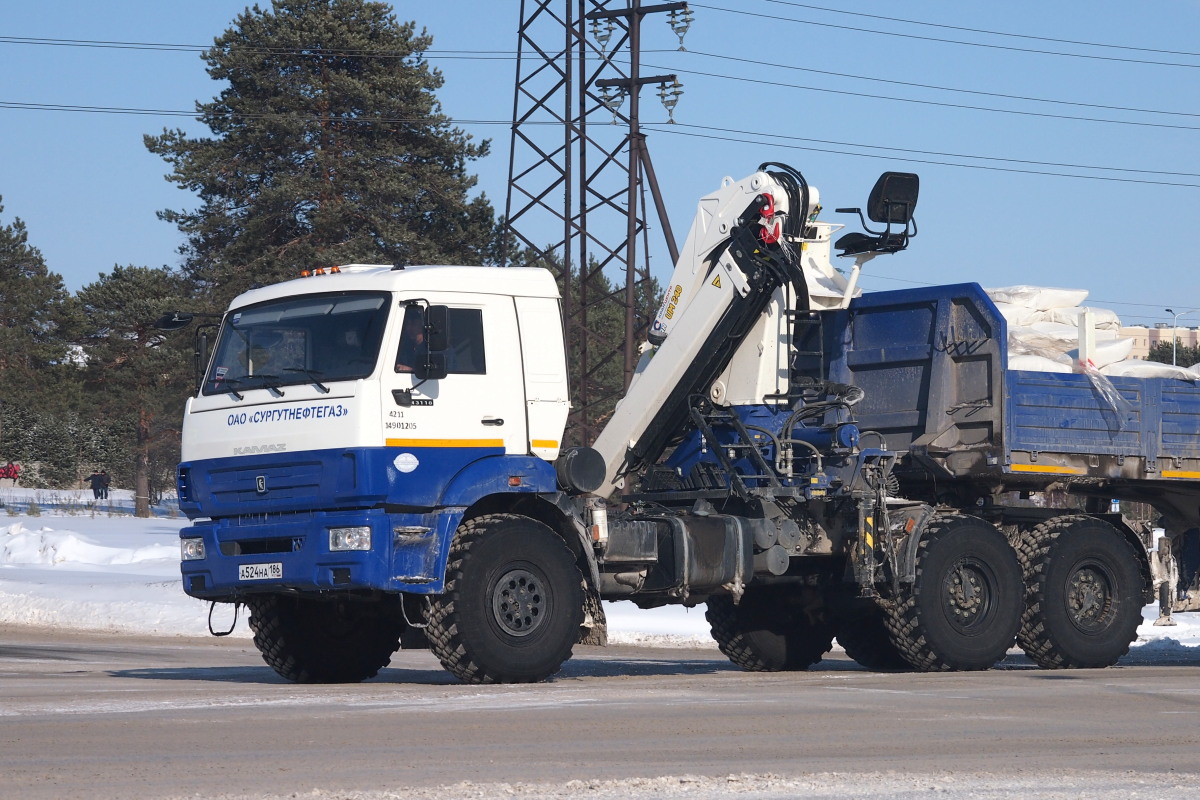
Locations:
0;197;82;480
564;260;663;445
76;266;193;516
146;0;497;310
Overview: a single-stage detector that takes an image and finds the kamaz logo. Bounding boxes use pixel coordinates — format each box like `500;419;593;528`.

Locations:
255;475;267;494
232;443;288;456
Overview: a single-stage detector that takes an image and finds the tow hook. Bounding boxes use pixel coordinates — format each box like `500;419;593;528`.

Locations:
208;600;242;636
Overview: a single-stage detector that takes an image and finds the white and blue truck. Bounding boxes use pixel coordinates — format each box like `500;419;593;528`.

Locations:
168;162;1196;684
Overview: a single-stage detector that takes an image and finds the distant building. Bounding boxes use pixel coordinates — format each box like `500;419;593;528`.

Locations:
1119;324;1200;360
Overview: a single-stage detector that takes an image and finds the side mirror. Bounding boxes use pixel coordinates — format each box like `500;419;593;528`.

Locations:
154;311;194;331
414;352;448;381
866;172;919;225
425;305;450;352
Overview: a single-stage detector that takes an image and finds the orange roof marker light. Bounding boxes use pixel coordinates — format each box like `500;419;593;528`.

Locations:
300;266;342;277
302;264;389;278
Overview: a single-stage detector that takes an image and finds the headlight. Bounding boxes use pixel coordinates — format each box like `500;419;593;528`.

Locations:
329;526;371;551
181;538;206;561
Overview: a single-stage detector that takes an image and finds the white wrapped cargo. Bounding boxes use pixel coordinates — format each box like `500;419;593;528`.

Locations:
1101;360;1199;380
992;301;1040;327
986;285;1089;311
1068;337;1134;369
1042;305;1122;331
1008;354;1072;373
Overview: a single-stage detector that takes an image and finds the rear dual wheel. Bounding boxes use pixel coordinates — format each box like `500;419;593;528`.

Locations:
706;584;836;671
1017;515;1144;669
833;595;911;671
884;514;1023;671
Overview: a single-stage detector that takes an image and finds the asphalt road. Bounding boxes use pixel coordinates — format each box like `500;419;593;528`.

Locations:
2;625;1200;799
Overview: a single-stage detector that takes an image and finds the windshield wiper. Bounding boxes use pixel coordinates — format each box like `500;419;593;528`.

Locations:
285;367;330;394
211;376;246;401
254;374;286;397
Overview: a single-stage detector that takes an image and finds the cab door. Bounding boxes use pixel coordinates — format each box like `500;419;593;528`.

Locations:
381;293;528;462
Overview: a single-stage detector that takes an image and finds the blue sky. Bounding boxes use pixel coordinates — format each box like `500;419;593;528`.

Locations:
2;1;1198;329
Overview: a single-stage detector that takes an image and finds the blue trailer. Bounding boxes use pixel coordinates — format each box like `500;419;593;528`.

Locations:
828;282;1200;496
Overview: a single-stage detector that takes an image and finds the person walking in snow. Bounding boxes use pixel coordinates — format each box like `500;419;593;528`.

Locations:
100;470;110;500
87;470;105;500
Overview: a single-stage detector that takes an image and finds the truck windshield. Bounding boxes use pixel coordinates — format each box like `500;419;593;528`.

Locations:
202;291;390;396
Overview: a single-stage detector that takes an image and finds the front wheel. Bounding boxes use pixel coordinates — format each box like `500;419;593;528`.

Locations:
246;593;405;683
426;514;584;684
1017;515;1145;669
885;514;1023;671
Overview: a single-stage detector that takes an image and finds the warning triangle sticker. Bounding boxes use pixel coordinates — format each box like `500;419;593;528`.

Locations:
711;275;722;288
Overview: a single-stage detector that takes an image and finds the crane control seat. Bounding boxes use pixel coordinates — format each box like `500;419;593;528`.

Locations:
833;171;920;258
834;230;909;256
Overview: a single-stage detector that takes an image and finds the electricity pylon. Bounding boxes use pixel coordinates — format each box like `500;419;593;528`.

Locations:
503;0;691;444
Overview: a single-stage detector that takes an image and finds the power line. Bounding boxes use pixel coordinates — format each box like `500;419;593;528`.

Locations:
664;122;1200;178
0;35;206;52
9;34;1196;124
760;0;1200;58
0;100;522;126
692;3;1200;69
649;60;1200;132
643;124;1200;188
0;101;198;117
686;50;1199;119
3;100;1195;187
8;5;1199;65
0;35;515;60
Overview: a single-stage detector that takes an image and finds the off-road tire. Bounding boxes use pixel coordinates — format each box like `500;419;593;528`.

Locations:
706;584;835;671
834;595;911;671
884;514;1023;671
425;514;584;684
1016;515;1145;669
246;593;404;683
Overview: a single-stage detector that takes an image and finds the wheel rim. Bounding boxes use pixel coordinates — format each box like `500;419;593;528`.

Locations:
1066;559;1116;634
941;557;997;633
490;567;547;637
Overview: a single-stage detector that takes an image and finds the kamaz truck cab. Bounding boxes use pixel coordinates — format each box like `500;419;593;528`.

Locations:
178;265;571;600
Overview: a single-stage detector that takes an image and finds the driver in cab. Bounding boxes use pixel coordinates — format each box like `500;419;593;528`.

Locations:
394;306;425;373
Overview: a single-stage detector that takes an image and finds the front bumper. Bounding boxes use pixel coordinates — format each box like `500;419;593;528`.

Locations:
180;507;463;600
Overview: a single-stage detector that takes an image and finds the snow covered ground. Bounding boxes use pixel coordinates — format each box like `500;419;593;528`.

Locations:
6;487;1200;799
2;485;1199;654
0;486;716;644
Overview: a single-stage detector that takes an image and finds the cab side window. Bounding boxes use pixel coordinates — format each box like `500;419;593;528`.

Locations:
394;306;486;375
446;308;486;375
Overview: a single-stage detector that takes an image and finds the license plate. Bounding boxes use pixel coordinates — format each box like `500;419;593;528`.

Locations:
239;562;283;581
